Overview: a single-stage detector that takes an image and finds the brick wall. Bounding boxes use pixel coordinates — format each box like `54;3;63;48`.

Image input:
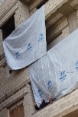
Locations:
0;0;30;98
15;0;30;26
47;9;78;49
0;1;36;117
0;109;8;117
0;0;78;117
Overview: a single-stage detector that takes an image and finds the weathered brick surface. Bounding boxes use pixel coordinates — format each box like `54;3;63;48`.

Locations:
0;66;30;102
23;84;36;117
0;4;17;27
68;11;78;33
15;1;29;26
0;86;28;110
0;30;3;56
0;0;18;20
0;109;8;117
32;89;78;117
0;0;78;117
0;1;34;117
62;26;70;39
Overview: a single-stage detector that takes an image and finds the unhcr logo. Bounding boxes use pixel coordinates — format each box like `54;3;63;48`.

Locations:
75;61;78;71
27;43;32;50
47;80;52;90
37;89;43;98
15;52;20;59
38;33;44;42
59;71;67;81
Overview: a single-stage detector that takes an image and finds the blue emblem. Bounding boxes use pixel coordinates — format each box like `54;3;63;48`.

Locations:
15;52;20;59
38;33;44;42
27;43;32;50
59;71;67;81
37;89;42;98
47;80;52;90
75;61;78;71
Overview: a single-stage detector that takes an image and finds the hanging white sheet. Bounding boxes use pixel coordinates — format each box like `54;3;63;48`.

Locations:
3;6;46;70
29;29;78;107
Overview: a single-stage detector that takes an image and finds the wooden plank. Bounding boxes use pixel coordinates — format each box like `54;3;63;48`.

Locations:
18;104;24;117
10;109;15;117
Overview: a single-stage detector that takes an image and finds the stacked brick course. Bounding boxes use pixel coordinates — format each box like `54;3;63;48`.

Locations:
0;0;78;117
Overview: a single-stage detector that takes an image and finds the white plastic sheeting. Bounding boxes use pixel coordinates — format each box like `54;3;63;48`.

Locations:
3;6;46;70
29;29;78;107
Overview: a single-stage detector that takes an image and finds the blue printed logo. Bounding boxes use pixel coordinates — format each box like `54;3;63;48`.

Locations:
27;43;32;50
47;80;52;90
37;89;43;98
59;71;67;81
75;61;78;71
38;33;44;42
15;52;20;59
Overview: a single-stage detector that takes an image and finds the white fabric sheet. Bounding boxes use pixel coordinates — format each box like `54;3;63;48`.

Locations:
3;6;46;70
29;29;78;107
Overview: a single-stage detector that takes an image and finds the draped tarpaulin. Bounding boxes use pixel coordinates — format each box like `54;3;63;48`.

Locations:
29;29;78;107
3;6;46;70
